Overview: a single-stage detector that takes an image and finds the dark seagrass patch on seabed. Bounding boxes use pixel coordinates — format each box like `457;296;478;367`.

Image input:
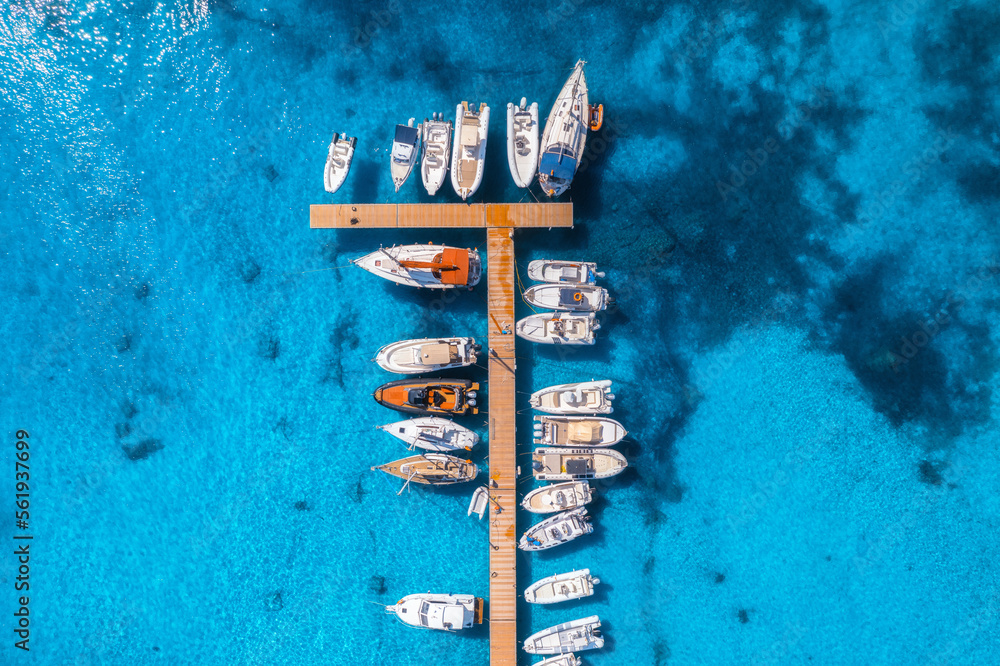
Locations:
122;438;164;461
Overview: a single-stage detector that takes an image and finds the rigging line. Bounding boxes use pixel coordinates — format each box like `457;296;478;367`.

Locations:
283;264;355;276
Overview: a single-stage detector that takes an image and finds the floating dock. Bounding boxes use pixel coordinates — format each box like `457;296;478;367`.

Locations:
312;201;572;666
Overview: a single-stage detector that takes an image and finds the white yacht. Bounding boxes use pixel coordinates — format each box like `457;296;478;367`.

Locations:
521;481;594;514
390;118;421;192
353;244;481;289
523;284;609;312
523;615;604;654
518;507;593;551
533;656;582;666
451;102;489;200
530;380;615;414
374;336;479;374
377;416;479;452
385;593;483;632
323;133;356;193
507;97;539;187
532;447;628;481
524;569;600;605
515;312;599;345
533;415;626;447
421;113;452;195
527;260;604;285
538;60;589;197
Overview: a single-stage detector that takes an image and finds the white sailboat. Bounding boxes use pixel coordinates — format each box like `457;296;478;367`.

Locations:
421;113;452;195
507;97;539;187
390;118;421;192
323;133;356;193
451;102;490;200
352;244;482;289
377;416;479;452
538;60;589;197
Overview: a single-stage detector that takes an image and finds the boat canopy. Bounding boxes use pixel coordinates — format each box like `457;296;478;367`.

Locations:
394;124;420;144
436;248;471;285
540;148;577;182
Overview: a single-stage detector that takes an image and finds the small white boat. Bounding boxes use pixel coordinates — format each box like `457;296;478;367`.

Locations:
533;416;626;447
523;615;604;654
385;593;484;632
538;60;590;198
519;507;593;551
524;569;600;604
527;260;604;285
516;312;599;345
353;244;482;289
421;113;452;195
374;336;479;374
390;118;421;192
377;416;479;452
532;447;628;481
323;133;356;193
468;486;489;519
523;284;609;312
521;481;594;514
451;102;490;200
507;97;539;188
533;656;582;666
530;380;614;414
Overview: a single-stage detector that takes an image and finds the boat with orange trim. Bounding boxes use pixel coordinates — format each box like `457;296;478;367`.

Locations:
353;244;481;289
374;378;480;416
588;104;603;131
373;453;479;486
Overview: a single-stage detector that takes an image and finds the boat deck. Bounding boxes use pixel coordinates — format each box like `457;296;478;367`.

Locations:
312;202;574;666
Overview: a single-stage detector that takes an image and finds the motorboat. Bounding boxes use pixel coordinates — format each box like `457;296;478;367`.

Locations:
524;569;600;605
522;284;609;312
374;336;479;374
588;104;603;131
390;118;421;192
523;615;604;654
468;486;489;519
518;507;593;551
515;312;599;345
532;656;582;666
353;244;482;289
527;260;604;285
530;381;614;414
531;447;628;481
374;378;479;416
323;133;356;193
421;113;452;195
373;453;478;486
451;101;489;200
520;481;593;514
385;593;483;631
507;97;539;187
377;416;479;452
533;416;626;447
538;60;589;198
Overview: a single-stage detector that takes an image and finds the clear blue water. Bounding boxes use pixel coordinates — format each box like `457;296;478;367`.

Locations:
2;0;999;664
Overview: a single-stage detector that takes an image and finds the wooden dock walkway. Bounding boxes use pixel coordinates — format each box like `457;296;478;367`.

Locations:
311;201;574;666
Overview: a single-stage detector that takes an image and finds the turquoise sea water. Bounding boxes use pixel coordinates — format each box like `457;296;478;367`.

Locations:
2;0;999;664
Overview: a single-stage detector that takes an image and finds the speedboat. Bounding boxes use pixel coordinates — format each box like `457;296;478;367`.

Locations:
377;416;479;452
524;569;600;605
421;113;452;195
530;380;614;414
521;481;594;514
538;60;589;198
323;133;356;193
523;615;604;654
385;593;483;631
374;378;479;416
353;244;482;289
533;656;582;666
515;312;599;345
507;97;539;188
533;416;626;447
390;118;421;192
451;102;489;200
373;453;478;486
532;447;628;481
527;260;604;285
523;284;609;312
518;507;593;551
374;336;479;374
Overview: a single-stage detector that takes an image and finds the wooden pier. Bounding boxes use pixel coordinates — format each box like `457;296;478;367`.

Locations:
312;202;572;666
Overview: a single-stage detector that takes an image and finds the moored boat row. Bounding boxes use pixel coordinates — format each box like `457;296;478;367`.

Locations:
516;259;611;345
